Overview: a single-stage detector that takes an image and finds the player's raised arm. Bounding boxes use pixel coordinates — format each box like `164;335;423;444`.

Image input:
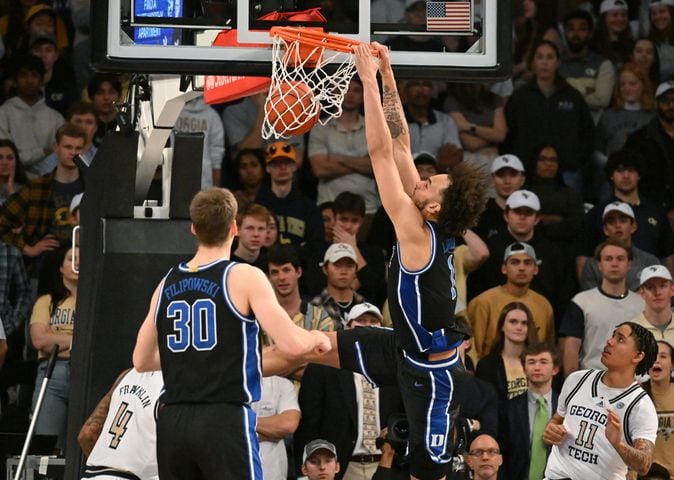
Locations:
372;42;419;196
132;284;162;372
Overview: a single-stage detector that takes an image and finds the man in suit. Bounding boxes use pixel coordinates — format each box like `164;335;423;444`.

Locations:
499;343;560;480
294;303;403;480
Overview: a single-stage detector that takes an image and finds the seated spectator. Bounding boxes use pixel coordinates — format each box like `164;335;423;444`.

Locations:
503;40;594;194
631;37;661;87
300;440;341;480
402;79;463;169
0;139;28;204
386;0;445;52
591;0;635;69
647;1;674;81
23;4;69;53
474;154;525;241
88;74;121;146
468;242;555;361
593;62;656;203
525;143;584;267
624;81;674;216
560;9;616;121
444;82;507;193
0;55;64;178
35;101;99;176
465;434;503;480
231;203;270;271
29;245;78;453
499;342;560;480
232;148;266;210
560;239;645;377
308;78;380;214
255;142;324;251
475;302;538;404
581;150;674;273
580;202;660;291
174;96;225;188
319;202;335;244
641;341;674;480
29;33;77;117
264;212;278;248
632;265;674;345
69;192;82;226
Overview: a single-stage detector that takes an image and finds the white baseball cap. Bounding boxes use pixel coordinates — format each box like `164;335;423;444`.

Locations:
505;190;540;211
649;0;674;9
656;80;674;98
602;201;635;220
70;193;83;214
346;302;383;324
320;243;357;266
490;154;525;174
600;0;627;14
503;242;541;265
639;265;673;287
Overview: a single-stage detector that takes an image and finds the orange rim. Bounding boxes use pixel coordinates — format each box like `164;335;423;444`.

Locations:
270;26;379;56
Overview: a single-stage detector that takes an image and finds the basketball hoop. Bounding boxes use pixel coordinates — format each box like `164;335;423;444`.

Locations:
262;26;378;139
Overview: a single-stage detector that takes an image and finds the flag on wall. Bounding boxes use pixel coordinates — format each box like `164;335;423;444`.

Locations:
426;1;472;32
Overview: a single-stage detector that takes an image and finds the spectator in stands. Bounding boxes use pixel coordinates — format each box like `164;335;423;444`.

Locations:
525;143;584;268
499;342;560;480
255;141;324;251
503;40;594;194
470;190;573;318
252;375;301;480
231;203;270;271
308;78;380;215
300;440;341;480
232;148;266;210
444;82;507;193
29;32;77;116
88;74;121;146
560;239;645;377
647;1;674;81
632;265;674;345
0;123;85;260
641;340;674;480
466;434;503;480
402;79;463;170
69;193;82;226
474;154;526;241
0;233;31;339
0;139;28;205
412;152;438;181
36;102;99;176
174;96;225;188
581;150;674;272
594;62;656;202
264;213;278;248
560;9;616;121
468;242;555;360
591;0;635;69
0;55;64;178
29;245;78;453
386;0;445;52
23;4;69;53
453;228;490;315
631;37;661;86
580;202;660;291
319;202;335;244
624;81;674;215
475;302;538;404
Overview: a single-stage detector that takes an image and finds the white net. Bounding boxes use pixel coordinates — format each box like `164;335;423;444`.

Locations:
262;32;359;139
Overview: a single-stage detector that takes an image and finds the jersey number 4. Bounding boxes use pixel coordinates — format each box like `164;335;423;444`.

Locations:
109;402;133;449
166;299;218;352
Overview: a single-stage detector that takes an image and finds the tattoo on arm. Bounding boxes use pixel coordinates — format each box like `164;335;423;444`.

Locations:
617;439;654;475
381;85;406;139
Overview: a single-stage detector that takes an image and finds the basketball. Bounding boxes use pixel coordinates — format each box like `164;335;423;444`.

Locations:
265;80;320;136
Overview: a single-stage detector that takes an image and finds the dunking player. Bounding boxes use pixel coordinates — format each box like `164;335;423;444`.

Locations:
543;322;658;479
133;187;331;479
78;368;163;480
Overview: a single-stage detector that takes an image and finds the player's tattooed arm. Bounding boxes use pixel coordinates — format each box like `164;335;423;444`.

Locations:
382;85;406;139
615;439;655;476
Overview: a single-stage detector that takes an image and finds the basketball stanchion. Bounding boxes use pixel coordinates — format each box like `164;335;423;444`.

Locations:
13;345;60;480
262;26;379;139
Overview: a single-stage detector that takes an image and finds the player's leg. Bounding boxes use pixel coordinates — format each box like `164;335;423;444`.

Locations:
336;326;398;386
156;404;202;480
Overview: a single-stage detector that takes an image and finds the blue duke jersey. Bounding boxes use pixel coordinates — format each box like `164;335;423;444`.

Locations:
545;369;658;480
155;259;262;405
387;221;465;356
84;369;163;479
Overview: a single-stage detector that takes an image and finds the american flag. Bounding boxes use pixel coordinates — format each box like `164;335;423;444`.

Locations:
426;1;472;32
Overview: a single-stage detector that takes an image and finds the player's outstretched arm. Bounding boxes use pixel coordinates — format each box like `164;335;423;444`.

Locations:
133;285;162;372
372;42;419;196
606;409;655;476
262;331;341;377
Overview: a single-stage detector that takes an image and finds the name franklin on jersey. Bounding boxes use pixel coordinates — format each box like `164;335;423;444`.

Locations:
117;383;153;408
566;404;608;465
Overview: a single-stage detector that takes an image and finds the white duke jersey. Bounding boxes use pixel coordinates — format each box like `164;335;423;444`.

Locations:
545;369;657;480
84;370;164;480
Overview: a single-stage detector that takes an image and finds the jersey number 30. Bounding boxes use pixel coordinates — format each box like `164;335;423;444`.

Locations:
166;299;218;352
